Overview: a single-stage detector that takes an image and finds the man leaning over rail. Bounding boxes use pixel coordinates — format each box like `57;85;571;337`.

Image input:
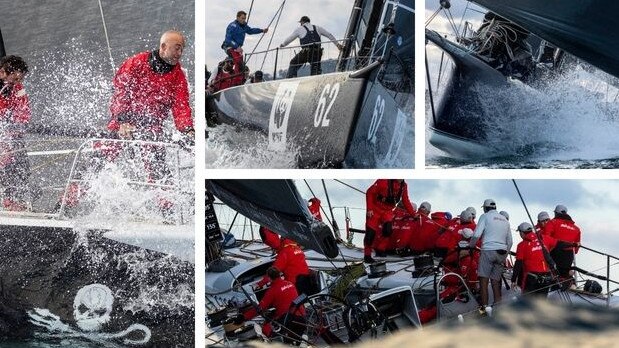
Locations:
280;16;343;78
222;11;269;71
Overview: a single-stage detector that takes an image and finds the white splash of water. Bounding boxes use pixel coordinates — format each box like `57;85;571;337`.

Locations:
206;124;298;168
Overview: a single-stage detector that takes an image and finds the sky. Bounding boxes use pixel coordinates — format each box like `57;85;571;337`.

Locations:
205;0;353;77
215;179;619;285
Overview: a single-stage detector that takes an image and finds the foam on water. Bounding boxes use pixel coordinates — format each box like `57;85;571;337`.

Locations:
428;66;619;168
206;124;298;168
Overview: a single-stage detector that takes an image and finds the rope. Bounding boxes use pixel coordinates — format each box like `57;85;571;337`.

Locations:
246;0;255;23
244;0;286;66
96;0;115;73
334;179;365;195
260;1;285;72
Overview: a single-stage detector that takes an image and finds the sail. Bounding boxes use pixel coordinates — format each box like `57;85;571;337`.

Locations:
206;179;339;258
471;0;619;79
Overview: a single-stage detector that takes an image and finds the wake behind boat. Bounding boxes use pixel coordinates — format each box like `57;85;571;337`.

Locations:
206;0;413;168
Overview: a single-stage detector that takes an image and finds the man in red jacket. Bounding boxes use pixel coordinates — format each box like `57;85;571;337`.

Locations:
237;267;306;343
364;179;416;263
308;197;322;221
544;205;581;282
0;56;32;211
511;222;556;296
256;238;312;295
97;31;194;216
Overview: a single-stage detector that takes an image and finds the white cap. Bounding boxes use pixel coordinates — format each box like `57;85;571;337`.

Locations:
517;222;533;233
466;207;476;217
460;210;473;223
537;211;550;221
459;228;474;239
420;201;431;212
499;211;509;220
554;204;568;214
482;199;496;208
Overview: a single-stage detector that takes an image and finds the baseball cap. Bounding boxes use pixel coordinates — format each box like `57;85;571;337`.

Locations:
517;222;534;233
537;211;550;221
554;204;568;214
482;199;496;208
419;201;431;212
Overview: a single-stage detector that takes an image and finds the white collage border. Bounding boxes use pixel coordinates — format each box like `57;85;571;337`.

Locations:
195;0;618;346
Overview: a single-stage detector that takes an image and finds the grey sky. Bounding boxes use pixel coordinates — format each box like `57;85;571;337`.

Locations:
205;0;352;75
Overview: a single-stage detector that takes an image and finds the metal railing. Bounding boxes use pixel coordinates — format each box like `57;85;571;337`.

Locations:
243;38;356;81
1;138;193;225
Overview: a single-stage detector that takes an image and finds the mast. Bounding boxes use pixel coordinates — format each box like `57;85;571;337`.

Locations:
338;0;364;72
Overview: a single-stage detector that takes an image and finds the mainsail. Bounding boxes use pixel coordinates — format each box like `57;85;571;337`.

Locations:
471;0;619;79
206;180;339;258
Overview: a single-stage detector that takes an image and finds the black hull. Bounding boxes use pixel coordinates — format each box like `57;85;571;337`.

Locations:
0;225;194;347
426;29;509;148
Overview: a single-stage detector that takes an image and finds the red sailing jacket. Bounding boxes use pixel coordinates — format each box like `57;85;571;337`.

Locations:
545;216;581;253
243;277;305;321
108;51;192;133
366;179;415;232
435;220;476;265
308;197;322;221
259;226;281;250
515;234;555;288
388;208;417;250
0;82;30;167
257;241;310;287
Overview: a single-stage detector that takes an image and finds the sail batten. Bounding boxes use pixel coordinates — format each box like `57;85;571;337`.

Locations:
471;0;619;79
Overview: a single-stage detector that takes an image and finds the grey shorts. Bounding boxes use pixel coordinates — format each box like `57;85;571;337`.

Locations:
478;249;508;281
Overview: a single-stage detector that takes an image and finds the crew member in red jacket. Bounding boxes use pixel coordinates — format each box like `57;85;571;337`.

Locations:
544;205;581;280
259;226;281;251
511;222;557;296
308;197;322;221
0;56;31;211
536;211;551;235
435;209;475;264
85;30;193;217
364;179;416;263
408;201;432;254
256;238;313;295
237;267;306;343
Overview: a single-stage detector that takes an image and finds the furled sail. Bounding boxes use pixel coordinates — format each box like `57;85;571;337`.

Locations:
471;0;619;78
206;179;339;258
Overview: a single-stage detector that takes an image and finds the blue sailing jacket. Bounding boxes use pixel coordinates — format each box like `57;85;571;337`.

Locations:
223;20;263;49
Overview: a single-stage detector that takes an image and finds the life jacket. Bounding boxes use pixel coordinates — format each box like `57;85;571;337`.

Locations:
299;25;321;46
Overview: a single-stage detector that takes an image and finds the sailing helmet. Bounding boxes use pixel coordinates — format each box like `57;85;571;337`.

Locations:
517;222;534;233
554;204;568;214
